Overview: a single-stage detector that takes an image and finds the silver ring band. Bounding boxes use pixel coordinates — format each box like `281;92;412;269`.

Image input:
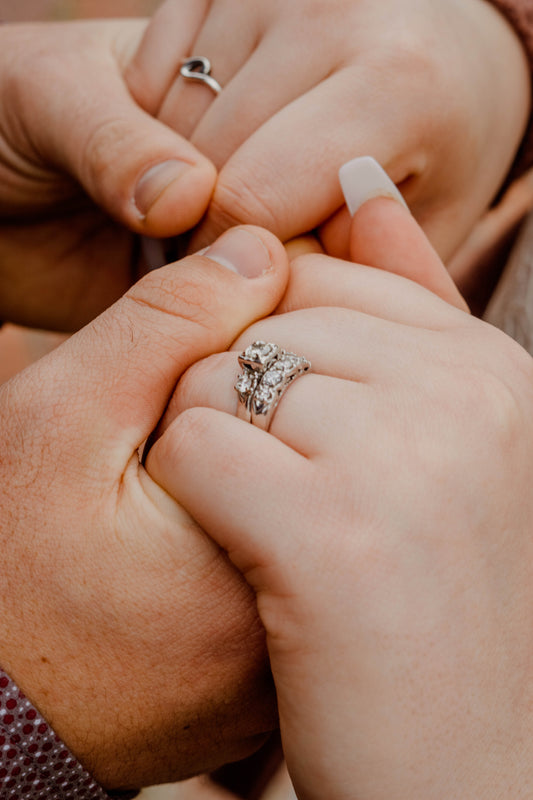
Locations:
180;56;222;96
235;341;311;432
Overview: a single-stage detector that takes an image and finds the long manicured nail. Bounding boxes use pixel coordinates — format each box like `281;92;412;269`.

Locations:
202;228;272;278
134;160;191;217
339;156;408;215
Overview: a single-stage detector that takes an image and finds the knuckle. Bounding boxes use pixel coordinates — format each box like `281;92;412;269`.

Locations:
177;353;231;406
470;371;521;447
432;370;523;491
207;169;280;235
460;331;533;450
159;406;214;463
80;116;131;191
127;268;221;339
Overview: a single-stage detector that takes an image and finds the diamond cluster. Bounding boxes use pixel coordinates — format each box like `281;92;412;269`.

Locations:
235;341;310;422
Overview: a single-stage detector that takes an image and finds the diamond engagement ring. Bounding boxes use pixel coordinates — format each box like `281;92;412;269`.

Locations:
180;56;222;95
235;341;311;431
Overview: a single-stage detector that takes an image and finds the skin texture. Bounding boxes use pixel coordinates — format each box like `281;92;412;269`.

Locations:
1;1;528;332
0;226;290;791
148;200;533;799
129;0;531;260
0;18;215;330
0;4;531;794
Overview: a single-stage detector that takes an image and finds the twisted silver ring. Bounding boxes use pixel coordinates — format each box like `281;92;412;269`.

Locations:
180;56;222;95
235;341;311;432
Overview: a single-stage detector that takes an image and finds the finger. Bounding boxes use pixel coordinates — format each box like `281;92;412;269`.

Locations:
186;70;418;249
278;253;469;325
146;407;313;583
161;349;367;456
284;235;324;260
157;299;457;454
12;226;289;473
125;0;211;115
157;2;263;141
162;277;470;443
347;197;468;311
17;21;216;237
330;157;466;310
185;31;334;166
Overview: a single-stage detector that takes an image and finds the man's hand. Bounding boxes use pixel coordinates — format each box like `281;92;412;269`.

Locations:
0;17;215;330
0;227;288;790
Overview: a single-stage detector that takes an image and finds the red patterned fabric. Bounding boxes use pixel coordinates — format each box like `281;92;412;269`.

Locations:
0;668;110;800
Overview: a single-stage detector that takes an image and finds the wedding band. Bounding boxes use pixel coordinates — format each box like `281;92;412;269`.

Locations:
235;341;311;431
180;56;222;95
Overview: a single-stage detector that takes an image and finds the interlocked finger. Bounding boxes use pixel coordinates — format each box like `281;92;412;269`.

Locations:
158;306;429;455
165;348;369;456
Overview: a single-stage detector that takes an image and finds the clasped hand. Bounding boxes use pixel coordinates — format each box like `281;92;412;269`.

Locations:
1;0;530;328
1;2;532;796
147;199;533;799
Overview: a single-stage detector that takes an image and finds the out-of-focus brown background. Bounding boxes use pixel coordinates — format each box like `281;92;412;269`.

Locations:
0;0;160;21
0;0;161;384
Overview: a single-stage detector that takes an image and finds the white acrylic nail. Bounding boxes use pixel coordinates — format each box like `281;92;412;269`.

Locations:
339;156;408;216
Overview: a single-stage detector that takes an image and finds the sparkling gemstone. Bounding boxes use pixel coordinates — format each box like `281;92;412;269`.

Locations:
263;370;283;387
250;342;268;355
279;356;297;370
235;372;254;393
255;386;273;403
241;341;278;368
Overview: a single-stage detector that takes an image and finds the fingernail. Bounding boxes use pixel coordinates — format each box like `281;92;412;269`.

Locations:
202;228;271;278
339;156;408;216
134;160;190;217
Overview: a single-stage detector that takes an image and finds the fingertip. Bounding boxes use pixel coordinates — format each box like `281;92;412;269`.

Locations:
191;224;290;285
339;155;408;215
135;156;217;237
350;197;468;311
73;88;218;239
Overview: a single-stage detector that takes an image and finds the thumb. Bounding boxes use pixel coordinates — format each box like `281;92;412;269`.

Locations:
18;20;216;237
340;157;468;311
11;226;288;475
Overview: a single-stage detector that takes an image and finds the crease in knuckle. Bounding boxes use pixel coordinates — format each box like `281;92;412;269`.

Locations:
209;170;280;234
126;272;221;339
81;116;134;192
160;406;214;468
461;366;522;456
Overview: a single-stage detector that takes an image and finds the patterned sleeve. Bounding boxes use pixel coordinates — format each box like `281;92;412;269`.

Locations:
489;0;533;178
0;668;136;800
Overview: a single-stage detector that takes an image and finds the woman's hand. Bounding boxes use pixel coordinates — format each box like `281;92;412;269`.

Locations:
0;227;288;791
0;18;215;330
147;201;533;799
129;0;531;259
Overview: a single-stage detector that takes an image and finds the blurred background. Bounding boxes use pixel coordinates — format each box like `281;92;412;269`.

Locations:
0;0;160;21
